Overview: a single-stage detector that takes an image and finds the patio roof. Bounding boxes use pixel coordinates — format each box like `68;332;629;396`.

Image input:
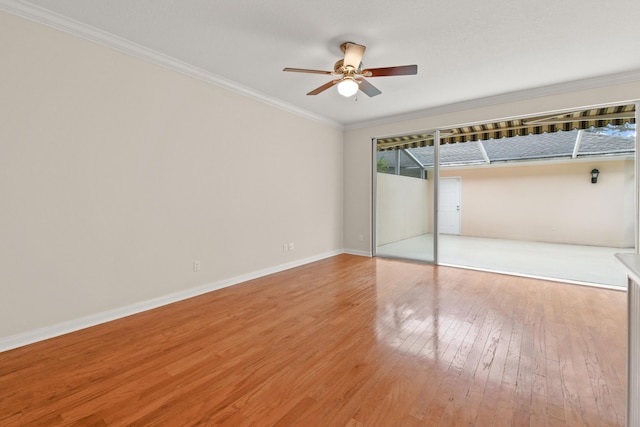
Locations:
378;128;635;169
376;104;636;151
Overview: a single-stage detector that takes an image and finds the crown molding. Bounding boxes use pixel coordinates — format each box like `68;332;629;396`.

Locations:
345;69;640;131
0;0;343;129
4;0;639;134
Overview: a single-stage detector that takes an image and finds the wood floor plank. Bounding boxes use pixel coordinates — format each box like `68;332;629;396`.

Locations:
0;255;627;426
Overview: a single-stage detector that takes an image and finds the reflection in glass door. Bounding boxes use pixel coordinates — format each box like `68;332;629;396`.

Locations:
374;132;437;263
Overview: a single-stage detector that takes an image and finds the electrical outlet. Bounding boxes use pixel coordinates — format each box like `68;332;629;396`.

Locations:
193;260;201;272
283;244;288;252
288;242;295;251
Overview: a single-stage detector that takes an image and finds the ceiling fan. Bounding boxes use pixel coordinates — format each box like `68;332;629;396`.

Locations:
283;42;417;98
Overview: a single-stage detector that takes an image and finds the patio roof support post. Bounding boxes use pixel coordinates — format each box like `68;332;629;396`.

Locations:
403;148;426;179
477;140;490;164
395;150;400;175
572;129;584;159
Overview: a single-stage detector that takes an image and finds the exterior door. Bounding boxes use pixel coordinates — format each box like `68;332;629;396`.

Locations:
439;177;461;235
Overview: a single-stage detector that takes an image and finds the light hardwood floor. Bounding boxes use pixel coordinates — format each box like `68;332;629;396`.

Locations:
0;255;627;426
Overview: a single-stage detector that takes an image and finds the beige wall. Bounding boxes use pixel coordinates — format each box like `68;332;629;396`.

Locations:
376;173;431;245
0;11;343;340
441;159;635;247
344;87;640;255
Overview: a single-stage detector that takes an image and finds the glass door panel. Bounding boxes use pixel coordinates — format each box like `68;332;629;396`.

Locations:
436;124;636;288
375;137;435;263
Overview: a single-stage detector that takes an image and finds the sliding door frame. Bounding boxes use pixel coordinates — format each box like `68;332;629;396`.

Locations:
371;130;440;263
372;102;638;276
636;101;640;254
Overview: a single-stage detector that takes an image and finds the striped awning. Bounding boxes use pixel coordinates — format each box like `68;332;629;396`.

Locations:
377;104;636;151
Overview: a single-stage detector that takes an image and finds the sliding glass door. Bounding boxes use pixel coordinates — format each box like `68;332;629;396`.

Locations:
373;104;637;288
436;124;636;288
374;133;437;263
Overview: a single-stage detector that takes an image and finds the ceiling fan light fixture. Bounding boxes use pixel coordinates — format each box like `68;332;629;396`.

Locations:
337;77;359;97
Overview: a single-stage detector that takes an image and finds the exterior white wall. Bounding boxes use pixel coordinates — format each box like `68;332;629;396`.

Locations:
441;159;634;247
376;173;431;245
0;11;343;341
376;158;634;248
344;84;640;254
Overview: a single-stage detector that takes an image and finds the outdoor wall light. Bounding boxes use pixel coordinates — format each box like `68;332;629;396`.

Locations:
591;168;600;184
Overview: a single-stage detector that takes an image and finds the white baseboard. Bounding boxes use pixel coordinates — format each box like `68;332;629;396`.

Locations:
0;250;343;353
343;249;372;257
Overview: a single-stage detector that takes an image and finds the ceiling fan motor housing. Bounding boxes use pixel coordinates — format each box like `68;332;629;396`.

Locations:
334;59;360;75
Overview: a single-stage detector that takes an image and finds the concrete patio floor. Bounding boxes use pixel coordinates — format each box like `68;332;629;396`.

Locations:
376;234;634;289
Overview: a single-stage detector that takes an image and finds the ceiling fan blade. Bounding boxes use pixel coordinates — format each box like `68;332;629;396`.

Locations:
307;79;340;95
283;67;334;75
343;42;366;69
362;64;418;77
356;78;382;97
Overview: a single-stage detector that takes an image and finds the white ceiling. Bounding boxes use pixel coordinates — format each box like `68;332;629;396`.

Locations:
7;0;640;127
